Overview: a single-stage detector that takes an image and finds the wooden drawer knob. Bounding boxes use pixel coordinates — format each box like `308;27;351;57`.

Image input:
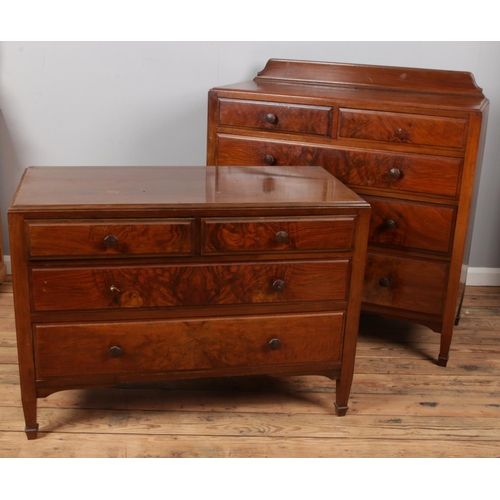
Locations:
389;168;402;179
272;279;286;292
275;230;289;243
379;277;390;288
395;127;409;140
265;113;278;124
384;219;397;229
108;346;123;358
104;235;119;249
264;154;276;165
268;338;282;350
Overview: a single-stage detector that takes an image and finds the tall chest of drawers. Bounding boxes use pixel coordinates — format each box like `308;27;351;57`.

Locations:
207;59;490;367
8;165;370;439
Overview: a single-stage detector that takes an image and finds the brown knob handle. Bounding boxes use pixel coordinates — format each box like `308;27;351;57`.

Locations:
395;127;408;140
389;168;402;179
104;235;119;249
265;113;278;124
379;277;390;288
108;346;123;358
264;154;276;165
275;230;289;243
268;338;282;350
272;279;286;292
384;219;397;229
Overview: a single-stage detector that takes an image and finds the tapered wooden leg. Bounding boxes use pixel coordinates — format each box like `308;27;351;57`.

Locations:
454;293;465;326
334;375;352;416
21;391;39;439
438;325;453;367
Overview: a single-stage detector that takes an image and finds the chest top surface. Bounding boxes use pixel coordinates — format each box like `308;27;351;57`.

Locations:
9;165;368;212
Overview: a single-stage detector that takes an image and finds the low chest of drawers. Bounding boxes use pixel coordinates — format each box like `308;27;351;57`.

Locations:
8;165;370;439
207;59;490;366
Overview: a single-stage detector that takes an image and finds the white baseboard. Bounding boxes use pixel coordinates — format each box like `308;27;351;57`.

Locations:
2;255;499;286
466;267;500;286
4;255;11;275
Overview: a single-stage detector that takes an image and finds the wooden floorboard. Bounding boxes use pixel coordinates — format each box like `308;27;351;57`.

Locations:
1;276;499;458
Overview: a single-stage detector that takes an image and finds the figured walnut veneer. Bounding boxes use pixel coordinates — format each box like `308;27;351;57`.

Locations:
8;165;370;439
207;58;490;367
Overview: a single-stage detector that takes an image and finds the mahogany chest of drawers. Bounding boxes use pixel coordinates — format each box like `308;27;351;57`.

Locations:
8;165;370;439
207;59;490;366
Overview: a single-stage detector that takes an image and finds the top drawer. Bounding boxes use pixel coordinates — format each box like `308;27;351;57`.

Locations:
219;99;332;136
338;109;468;149
202;217;356;254
27;219;194;258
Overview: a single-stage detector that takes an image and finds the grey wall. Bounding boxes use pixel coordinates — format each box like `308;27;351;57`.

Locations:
1;41;499;267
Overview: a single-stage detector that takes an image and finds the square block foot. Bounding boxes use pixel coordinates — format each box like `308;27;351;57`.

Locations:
334;403;348;416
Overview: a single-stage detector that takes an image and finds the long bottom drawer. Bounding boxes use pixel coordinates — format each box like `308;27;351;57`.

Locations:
34;312;345;378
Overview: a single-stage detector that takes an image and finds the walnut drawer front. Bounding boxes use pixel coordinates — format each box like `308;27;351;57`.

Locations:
27;219;194;258
363;253;448;316
219;99;332;136
216;135;462;198
33;312;345;378
202;217;355;254
365;197;456;254
338;109;468;149
326;150;462;199
31;260;350;312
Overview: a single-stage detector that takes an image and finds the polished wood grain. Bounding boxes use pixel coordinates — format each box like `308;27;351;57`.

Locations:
365;197;455;254
8;166;370;438
31;260;350;311
10;165;364;209
363;253;447;316
254;59;486;96
219;98;332;136
27;219;194;257
338;109;467;149
215;136;463;199
202;216;355;254
34;312;345;378
207;59;490;367
1;277;499;457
